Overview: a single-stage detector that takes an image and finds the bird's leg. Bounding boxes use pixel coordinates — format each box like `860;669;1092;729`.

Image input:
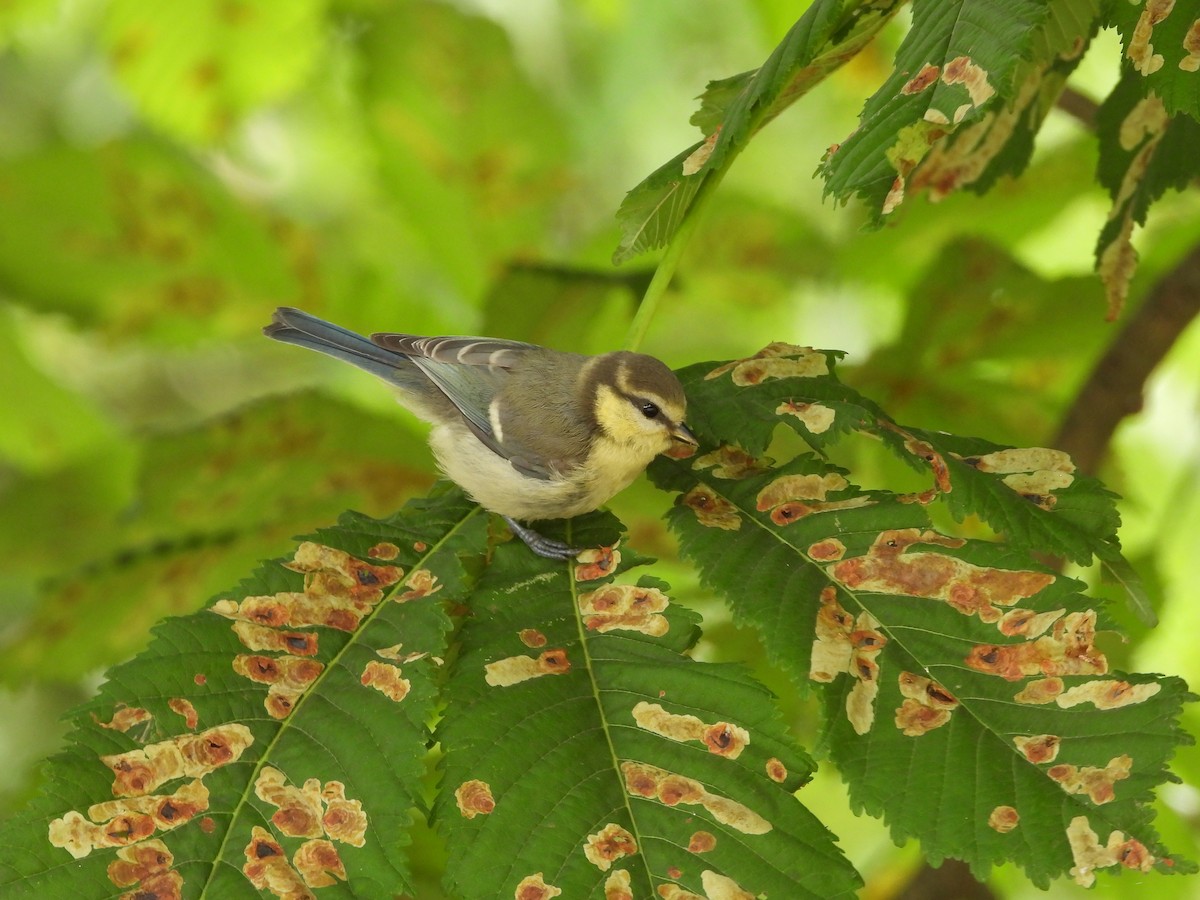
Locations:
502;516;582;560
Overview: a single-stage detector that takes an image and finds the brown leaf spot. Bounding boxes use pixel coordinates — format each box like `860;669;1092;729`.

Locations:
605;869;633;900
808;538;847;561
361;660;411;702
808;589;885;734
583;823;637;872
1013;734;1061;764
894;672;958;736
193;673;207;685
574;544;620;581
293;838;346;888
988;806;1020;833
701;870;756;900
321;782;367;847
705;343;829;383
621;762;771;834
367;542;400;560
1182;19;1200;71
1056;679;1161;710
692;446;769;479
942;55;995;107
101;725;253;797
413;540;428;552
681;486;741;530
455;779;496;819
658;885;705;900
580;584;670;636
398;568;441;601
664;440;698;459
519;628;548;648
756;472;848;510
682;126;721;176
1067;816;1156;887
106;840;182;898
255;767;324;839
631;701;748;758
666;866;683;879
776;399;835;433
688;830;717;853
94;705;153;733
830;528;1051;622
965;611;1107;681
1049;755;1131;805
485;649;571;687
52;781;210;860
243;825;309;898
1014;677;1064;704
901;63;940;94
232;621;320;656
167;698;199;730
1126;1;1169;75
765;759;787;783
200;816;215;833
997;608;1064;638
515;872;562;900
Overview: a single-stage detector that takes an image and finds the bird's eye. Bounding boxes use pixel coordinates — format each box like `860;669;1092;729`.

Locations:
639;401;660;419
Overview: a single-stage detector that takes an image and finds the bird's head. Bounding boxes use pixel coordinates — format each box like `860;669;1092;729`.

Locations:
589;351;697;458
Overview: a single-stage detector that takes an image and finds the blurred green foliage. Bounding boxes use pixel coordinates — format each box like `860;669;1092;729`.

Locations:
0;1;1197;897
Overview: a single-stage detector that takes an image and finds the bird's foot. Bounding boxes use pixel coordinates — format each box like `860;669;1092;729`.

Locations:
503;516;582;560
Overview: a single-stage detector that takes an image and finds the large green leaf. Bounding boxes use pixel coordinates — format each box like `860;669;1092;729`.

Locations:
435;514;859;899
648;345;1194;886
0;490;485;897
613;0;903;263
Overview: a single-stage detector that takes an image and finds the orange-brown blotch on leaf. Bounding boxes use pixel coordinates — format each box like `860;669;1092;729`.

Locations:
1056;679;1161;710
367;542;400;560
167;698;199;730
321;782;368;847
692;446;769;479
765;758;788;783
989;806;1020;833
605;869;634;900
631;701;749;758
1067;816;1155;887
398;568;441;601
580;584;670;636
620;762;771;835
519;628;547;648
574;544;620;581
293;838;346;888
688;830;717;853
94;704;153;733
895;671;959;737
965;611;1106;682
455;779;496;819
101;725;253;798
681;485;741;530
361;660;411;702
484;649;571;687
583;823;637;872
515;872;563;899
1049;755;1132;805
243;825;308;898
1014;734;1061;764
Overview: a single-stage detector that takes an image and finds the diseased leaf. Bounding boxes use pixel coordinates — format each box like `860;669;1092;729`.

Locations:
648;344;1195;886
0;393;432;685
613;0;902;263
821;0;1049;221
1109;0;1200;120
435;513;860;899
0;489;485;897
101;0;324;142
1094;69;1200;318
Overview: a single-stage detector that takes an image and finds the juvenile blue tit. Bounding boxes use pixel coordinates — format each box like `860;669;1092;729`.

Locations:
264;308;697;559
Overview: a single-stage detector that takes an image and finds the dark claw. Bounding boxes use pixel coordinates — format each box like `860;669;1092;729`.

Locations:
502;516;583;560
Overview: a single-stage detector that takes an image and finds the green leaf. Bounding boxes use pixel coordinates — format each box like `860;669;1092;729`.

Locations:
821;0;1049;221
0;139;299;339
101;0;324;142
613;0;902;264
1094;69;1200;317
435;513;860;899
0;393;432;684
1108;0;1200;120
648;344;1194;886
0;489;486;897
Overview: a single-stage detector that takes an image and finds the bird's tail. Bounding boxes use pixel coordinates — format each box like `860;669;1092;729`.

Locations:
264;307;416;384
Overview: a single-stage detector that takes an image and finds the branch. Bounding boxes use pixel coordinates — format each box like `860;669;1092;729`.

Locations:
1053;242;1200;474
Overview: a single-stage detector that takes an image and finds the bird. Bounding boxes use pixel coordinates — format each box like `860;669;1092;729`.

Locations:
264;307;698;559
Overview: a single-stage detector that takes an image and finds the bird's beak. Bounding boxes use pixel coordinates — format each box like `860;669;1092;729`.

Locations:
671;422;699;446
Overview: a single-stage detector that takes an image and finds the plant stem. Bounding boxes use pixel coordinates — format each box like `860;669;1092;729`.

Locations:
623;168;726;352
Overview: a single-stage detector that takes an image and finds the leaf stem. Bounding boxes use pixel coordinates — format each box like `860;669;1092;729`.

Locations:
623;168;726;352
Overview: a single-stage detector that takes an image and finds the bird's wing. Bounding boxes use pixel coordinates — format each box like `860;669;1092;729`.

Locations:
371;333;556;480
